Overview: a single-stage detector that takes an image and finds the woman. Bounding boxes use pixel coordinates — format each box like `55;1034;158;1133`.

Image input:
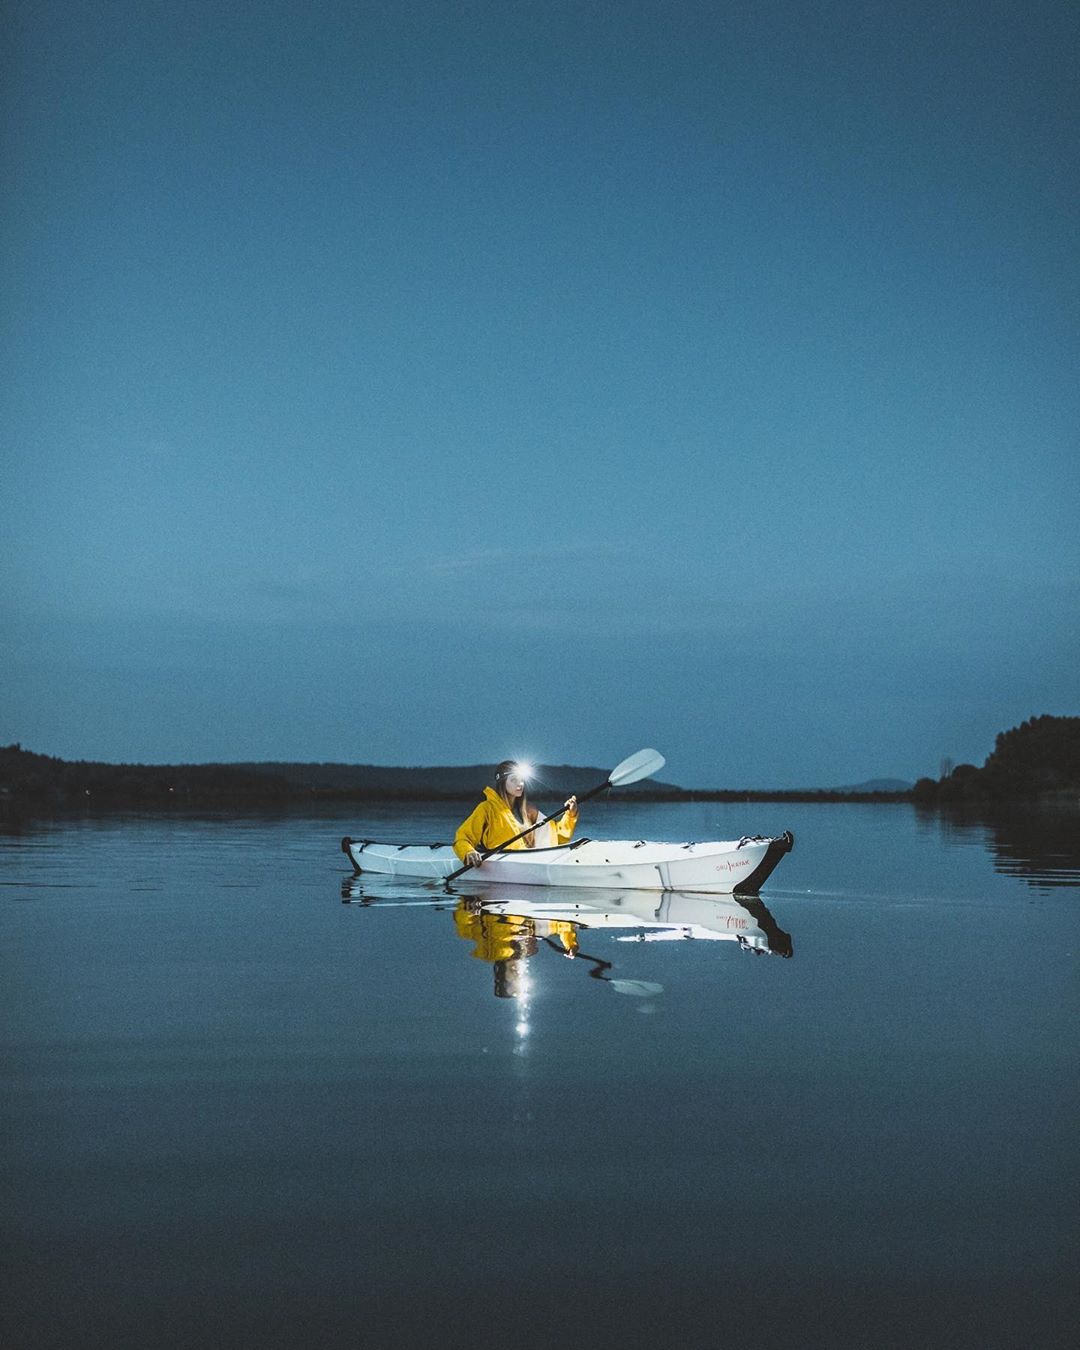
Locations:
453;761;579;867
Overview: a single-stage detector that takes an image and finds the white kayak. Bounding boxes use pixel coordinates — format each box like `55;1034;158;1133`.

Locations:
341;831;794;895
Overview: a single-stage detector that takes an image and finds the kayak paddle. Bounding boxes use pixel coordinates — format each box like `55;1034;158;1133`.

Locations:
444;747;666;884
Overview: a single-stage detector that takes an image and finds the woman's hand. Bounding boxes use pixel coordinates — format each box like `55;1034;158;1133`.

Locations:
465;850;484;867
564;795;578;815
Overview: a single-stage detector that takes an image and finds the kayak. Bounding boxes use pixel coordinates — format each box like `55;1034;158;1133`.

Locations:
340;831;794;895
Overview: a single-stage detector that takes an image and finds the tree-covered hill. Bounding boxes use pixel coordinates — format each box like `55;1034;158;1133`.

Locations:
4;717;1074;812
0;746;682;809
913;715;1080;803
0;745;294;808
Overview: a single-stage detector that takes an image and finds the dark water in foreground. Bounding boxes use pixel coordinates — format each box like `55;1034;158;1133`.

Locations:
2;800;1077;1349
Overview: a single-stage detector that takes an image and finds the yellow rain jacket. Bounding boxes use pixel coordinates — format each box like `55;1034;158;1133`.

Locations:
453;786;578;862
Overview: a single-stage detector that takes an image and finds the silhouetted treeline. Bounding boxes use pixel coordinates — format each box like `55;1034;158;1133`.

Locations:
0;747;684;810
0;745;294;808
1;745;909;813
4;715;1074;815
912;715;1080;804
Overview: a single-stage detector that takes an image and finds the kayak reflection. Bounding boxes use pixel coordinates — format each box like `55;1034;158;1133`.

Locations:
341;879;793;1001
455;891;794;997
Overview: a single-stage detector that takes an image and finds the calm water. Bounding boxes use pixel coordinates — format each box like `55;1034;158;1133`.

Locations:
2;799;1077;1350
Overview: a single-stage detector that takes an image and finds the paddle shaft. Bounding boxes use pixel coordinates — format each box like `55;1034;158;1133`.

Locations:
444;777;612;884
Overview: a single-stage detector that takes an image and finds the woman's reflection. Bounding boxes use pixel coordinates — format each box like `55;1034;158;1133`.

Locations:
453;898;581;998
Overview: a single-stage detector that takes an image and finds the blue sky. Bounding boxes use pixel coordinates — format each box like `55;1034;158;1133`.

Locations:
2;0;1077;787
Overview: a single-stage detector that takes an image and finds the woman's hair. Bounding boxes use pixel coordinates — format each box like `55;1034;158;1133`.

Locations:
494;760;538;844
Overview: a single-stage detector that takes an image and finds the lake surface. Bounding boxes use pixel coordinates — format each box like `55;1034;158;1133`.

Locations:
2;799;1077;1349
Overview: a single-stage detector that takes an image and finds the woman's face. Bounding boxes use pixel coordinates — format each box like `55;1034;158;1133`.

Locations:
503;770;525;799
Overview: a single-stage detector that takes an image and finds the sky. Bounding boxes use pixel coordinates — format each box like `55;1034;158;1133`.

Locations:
2;0;1077;788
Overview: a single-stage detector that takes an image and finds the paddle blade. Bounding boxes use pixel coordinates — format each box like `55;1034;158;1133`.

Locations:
607;747;666;788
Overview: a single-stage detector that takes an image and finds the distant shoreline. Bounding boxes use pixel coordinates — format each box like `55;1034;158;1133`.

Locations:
0;785;916;812
0;743;916;811
4;725;1076;814
5;792;1078;825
